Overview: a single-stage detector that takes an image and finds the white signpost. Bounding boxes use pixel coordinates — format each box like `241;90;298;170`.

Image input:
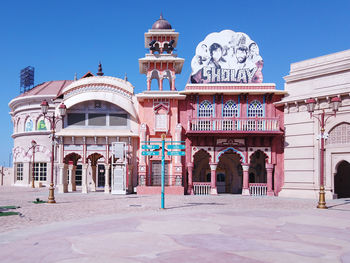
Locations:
111;142;127;194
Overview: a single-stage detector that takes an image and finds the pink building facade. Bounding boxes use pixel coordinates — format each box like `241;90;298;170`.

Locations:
179;85;285;195
136;17;286;196
136;16;185;195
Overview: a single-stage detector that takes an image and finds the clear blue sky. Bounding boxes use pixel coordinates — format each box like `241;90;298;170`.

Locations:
0;0;349;165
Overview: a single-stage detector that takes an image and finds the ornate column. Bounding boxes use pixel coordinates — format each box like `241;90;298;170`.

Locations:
187;162;194;195
147;77;151;91
242;163;250;195
266;163;274;196
210;162;218;195
159;77;163;91
58;163;68;193
68;164;74;192
104;164;110;194
90;165;97;192
174;123;183;186
81;163;88;194
171;75;176;91
138;123;147;186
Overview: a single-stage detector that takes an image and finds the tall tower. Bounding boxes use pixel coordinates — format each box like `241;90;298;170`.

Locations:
137;15;186;195
139;14;184;91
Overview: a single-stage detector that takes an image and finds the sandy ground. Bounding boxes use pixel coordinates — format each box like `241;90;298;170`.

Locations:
0;186;350;262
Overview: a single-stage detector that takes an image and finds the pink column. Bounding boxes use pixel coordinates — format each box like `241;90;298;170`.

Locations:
147;78;151;91
242;163;250;196
209;162;218;195
171;77;175;91
159;78;163;91
266;163;274;196
187;162;194;195
139;124;147;186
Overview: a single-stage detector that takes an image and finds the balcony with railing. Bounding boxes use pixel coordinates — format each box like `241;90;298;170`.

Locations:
187;117;281;134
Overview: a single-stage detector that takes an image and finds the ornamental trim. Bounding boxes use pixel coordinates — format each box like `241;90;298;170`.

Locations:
64;84;133;100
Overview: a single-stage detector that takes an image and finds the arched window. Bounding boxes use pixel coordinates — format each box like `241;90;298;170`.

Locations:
36;116;50;131
248;100;263;117
223;100;239;117
198;100;213;117
24;118;34;132
327;123;350;145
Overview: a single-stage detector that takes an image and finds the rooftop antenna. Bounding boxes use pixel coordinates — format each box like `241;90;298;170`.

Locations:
20;66;34;93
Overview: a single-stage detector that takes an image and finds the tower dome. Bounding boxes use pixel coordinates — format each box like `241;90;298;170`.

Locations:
152;14;172;29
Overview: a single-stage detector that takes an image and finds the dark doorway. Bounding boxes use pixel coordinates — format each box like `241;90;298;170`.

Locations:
97;164;105;187
193;149;211;183
335;161;350;198
249;150;267;184
75;165;82;186
151;161;169;186
216;150;242;194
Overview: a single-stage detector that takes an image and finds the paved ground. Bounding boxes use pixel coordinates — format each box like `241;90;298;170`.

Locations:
0;186;350;263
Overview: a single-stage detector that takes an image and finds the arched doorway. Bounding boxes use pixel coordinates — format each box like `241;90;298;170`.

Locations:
334;161;350;198
193;149;211;183
87;153;104;191
249;150;267;183
216;149;243;194
64;153;82;190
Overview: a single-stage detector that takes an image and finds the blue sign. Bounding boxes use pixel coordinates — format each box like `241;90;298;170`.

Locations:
142;144;160;150
141;151;159;156
167;145;186;150
167;151;185;156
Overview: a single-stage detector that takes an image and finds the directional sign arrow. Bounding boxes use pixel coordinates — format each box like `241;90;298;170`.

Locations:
142;144;160;150
167;151;185;156
167;145;186;150
142;151;160;156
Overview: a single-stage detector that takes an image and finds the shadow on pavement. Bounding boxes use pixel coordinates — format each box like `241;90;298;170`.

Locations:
327;199;350;210
166;202;225;210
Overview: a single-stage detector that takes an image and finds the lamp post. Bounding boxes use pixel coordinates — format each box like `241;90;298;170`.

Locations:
40;100;66;204
306;96;341;209
30;140;37;188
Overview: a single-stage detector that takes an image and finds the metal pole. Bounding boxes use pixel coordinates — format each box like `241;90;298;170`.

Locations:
317;111;327;209
48;114;56;204
161;134;165;209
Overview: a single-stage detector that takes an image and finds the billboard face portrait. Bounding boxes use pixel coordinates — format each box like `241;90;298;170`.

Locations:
190;30;263;84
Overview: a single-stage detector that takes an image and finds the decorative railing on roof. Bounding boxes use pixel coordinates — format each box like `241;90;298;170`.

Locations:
187;117;280;132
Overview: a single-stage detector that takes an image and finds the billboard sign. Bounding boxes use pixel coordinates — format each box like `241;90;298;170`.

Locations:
190;30;263;84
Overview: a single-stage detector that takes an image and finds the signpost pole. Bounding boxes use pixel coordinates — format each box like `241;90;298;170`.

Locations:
161;134;166;209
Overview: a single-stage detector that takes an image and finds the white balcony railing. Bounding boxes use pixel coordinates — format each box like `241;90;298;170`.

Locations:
249;183;267;196
193;182;211;195
188;117;280;132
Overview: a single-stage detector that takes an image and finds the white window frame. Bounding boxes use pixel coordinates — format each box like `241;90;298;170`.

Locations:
198;100;213;117
16;163;23;181
248;100;264;117
34;162;47;181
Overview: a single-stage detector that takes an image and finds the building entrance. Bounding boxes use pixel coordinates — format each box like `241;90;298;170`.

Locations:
151;161;169;186
97;164;105;187
335;161;350;198
217;150;242;194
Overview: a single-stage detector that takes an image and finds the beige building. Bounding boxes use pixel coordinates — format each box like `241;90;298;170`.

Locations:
9;71;139;194
279;49;350;199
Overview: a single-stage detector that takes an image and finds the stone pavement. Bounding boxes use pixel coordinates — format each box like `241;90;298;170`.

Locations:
0;186;350;262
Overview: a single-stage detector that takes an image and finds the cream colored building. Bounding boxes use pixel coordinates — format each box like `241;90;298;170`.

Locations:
279;49;350;199
9;72;139;194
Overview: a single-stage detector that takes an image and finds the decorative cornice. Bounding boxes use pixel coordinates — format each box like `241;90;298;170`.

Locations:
64;84;133;100
61;76;134;95
12;131;51;139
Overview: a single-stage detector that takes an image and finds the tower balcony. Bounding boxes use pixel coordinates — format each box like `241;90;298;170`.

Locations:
186;117;282;135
